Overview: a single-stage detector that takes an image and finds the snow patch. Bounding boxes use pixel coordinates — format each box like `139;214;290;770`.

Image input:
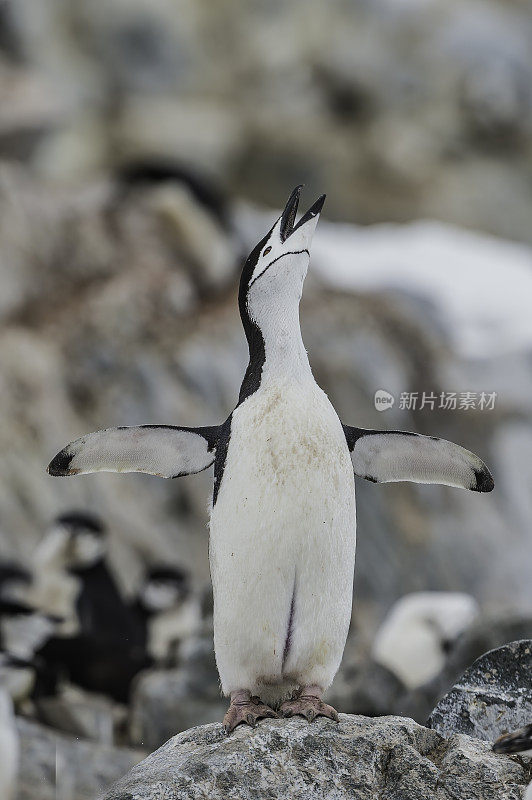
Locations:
311;220;532;359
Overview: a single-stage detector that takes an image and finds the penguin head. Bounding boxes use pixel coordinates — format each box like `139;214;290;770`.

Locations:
139;565;190;614
52;512;107;570
239;186;325;324
54;511;104;536
38;512;106;572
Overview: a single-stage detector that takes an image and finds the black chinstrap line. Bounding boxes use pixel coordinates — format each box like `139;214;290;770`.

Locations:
247;249;310;291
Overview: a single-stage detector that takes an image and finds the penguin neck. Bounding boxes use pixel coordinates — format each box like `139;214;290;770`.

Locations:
239;294;311;403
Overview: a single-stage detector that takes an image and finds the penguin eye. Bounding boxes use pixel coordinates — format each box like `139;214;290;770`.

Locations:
263;246;272;256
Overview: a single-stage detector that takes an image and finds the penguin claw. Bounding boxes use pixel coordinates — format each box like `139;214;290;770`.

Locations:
279;696;339;723
222;698;279;734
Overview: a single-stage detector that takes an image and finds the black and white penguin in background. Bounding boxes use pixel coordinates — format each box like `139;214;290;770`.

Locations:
0;599;58;664
0;597;62;706
48;187;494;732
29;512;106;632
493;724;532;800
0;568;40;704
132;565;201;666
36;513;148;703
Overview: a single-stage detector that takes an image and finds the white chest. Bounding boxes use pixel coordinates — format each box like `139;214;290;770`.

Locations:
211;380;354;530
209;379;357;697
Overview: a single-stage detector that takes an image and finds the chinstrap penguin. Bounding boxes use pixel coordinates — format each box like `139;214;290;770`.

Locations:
29;512;105;630
132;564;201;666
0;597;65;705
36;515;148;703
47;186;494;732
0;598;59;664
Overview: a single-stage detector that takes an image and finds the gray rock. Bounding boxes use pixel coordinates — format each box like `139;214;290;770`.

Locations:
16;717;144;800
428;640;532;742
3;0;532;242
130;637;226;749
35;688;118;744
394;615;532;723
424;615;532;712
102;714;527;800
327;659;406;718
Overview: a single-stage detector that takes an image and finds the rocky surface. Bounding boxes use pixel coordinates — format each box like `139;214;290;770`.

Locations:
34;687;119;744
327;659;406;720
102;714;528;800
399;615;532;723
124;612;532;753
16;717;144;800
2;0;532;243
0;164;240;592
335;613;532;726
428;640;532;742
130;636;226;749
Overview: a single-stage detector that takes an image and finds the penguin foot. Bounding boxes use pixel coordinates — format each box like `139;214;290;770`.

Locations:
223;691;278;734
280;686;339;723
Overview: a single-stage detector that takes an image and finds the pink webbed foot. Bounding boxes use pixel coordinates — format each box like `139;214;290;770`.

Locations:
280;685;339;723
223;691;279;734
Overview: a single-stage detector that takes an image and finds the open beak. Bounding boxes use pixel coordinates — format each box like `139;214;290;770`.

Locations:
280;185;326;242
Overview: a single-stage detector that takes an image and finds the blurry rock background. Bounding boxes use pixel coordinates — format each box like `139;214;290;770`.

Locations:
0;0;532;796
2;0;532;239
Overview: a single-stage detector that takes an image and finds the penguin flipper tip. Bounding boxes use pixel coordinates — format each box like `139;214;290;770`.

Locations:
471;466;494;493
47;448;78;477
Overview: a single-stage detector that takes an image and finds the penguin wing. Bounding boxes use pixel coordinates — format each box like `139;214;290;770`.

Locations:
47;425;219;479
342;426;494;491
